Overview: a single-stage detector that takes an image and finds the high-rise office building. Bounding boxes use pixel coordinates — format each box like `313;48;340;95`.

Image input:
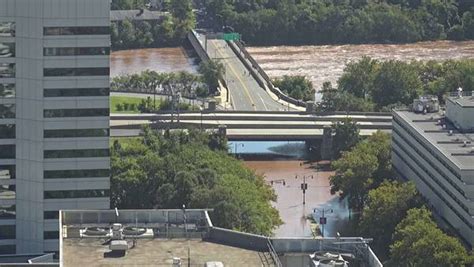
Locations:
0;0;110;255
392;94;474;246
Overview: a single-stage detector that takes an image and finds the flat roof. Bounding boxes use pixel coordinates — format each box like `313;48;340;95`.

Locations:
62;238;264;267
394;110;474;170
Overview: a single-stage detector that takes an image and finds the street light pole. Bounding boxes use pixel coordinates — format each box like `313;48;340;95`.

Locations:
296;174;313;205
314;208;333;237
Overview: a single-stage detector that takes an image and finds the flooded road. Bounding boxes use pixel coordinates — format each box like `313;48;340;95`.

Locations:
244;160;348;238
110;47;197;77
247;40;474;90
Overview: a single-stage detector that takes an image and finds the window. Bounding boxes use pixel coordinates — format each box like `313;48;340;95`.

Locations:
0;84;15;98
0;165;15;179
43;231;59;240
0;43;14;57
0;125;15;139
44;88;109;97
0;104;15;118
0;225;15;240
44;47;109;56
44;189;109;199
0;22;15;37
44;108;109;118
0;145;14;159
0;245;15;255
44;129;109;138
44;169;109;179
44;26;109;36
44;67;109;77
44;149;109;159
44;211;59;220
0;63;14;78
0;204;15;219
0;184;14;200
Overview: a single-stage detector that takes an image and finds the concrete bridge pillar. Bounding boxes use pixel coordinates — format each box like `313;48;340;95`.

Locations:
208;100;217;111
320;125;333;160
306;101;315;113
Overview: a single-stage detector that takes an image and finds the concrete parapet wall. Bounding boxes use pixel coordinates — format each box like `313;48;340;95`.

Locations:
187;31;210;62
206;227;269;252
230;41;307;108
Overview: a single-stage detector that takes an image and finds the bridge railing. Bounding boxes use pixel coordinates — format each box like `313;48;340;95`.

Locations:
230;40;307;108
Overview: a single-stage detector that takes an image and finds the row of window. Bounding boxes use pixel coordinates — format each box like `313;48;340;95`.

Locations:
44;169;109;179
0;124;14;139
0;204;15;220
0;104;15;119
44;129;109;138
44;149;109;159
0;84;15;98
44;108;109;118
393;149;474;230
44;26;109;36
44;67;109;77
44;211;59;220
393;138;470;215
393;126;467;199
44;47;109;57
44;231;59;240
0;184;15;200
0;165;15;179
0;22;15;37
0;43;14;58
0;225;15;240
0;63;14;78
0;145;14;159
0;245;15;255
44;189;109;199
393;115;463;182
44;87;109;97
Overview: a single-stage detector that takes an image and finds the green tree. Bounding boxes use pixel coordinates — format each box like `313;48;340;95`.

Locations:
389;207;472;266
273;75;314;101
338;56;378;99
359;181;422;260
332;118;360;158
111;128;282;235
372;60;423;108
198;60;225;95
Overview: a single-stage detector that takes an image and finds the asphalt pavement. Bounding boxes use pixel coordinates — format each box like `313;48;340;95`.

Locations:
199;35;290;111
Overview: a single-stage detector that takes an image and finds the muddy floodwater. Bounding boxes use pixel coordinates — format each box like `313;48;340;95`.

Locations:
247;40;474;90
110;47;198;77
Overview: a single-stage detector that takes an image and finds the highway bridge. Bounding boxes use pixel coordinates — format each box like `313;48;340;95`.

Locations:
110;111;392;141
188;31;303;112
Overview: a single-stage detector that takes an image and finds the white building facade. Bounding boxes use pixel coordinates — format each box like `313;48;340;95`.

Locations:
392;97;474;247
0;0;110;255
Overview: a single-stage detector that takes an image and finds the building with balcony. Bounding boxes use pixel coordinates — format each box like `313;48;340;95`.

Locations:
0;0;110;256
392;93;474;247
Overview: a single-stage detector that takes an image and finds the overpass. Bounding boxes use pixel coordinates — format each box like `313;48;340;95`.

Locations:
188;30;303;111
110;111;392;141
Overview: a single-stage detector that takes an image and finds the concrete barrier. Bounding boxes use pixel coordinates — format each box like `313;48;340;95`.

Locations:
205;227;269;252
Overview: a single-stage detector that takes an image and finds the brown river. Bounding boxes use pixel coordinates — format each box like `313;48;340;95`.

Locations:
111;41;474;90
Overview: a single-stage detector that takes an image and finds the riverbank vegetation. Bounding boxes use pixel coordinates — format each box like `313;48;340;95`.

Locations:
111;0;195;49
318;57;474;112
272;75;314;102
111;96;143;113
111;128;282;235
111;65;223;98
206;0;474;45
329;130;472;264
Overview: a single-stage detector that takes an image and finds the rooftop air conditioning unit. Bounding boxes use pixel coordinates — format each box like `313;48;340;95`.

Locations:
112;223;123;240
448;130;453;136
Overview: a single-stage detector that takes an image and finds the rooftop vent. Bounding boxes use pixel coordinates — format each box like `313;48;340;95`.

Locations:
448;130;454;136
413;95;439;114
112;223;123;240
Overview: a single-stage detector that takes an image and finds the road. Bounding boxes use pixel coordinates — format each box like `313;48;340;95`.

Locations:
197;34;290;111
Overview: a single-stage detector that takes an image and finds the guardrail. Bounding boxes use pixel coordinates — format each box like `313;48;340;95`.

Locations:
267;239;283;267
231;40;307;108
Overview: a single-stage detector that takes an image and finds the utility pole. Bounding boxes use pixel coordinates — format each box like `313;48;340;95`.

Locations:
296;174;313;205
314;208;333;237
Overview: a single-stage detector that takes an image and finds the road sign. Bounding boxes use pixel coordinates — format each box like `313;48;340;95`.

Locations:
320;217;327;225
301;183;308;190
223;33;240;41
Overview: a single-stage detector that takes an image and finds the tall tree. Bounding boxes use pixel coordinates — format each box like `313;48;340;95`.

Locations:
331;118;360;158
390;207;472;266
198;60;225;94
359;181;422;260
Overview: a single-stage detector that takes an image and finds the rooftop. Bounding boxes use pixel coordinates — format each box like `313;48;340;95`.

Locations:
394;110;474;170
62;238;264;266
